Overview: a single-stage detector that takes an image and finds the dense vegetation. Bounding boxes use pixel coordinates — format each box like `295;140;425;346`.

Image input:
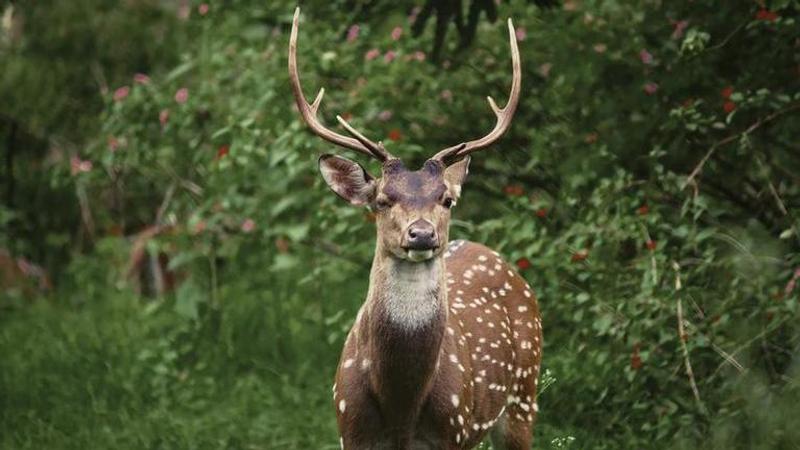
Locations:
1;0;799;448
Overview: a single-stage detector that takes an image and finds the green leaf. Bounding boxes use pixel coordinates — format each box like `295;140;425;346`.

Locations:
175;278;204;320
165;61;195;82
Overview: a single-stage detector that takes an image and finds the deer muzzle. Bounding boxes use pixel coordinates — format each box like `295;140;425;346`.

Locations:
402;219;439;261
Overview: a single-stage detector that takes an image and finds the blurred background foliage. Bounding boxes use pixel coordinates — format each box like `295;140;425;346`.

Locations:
1;0;799;448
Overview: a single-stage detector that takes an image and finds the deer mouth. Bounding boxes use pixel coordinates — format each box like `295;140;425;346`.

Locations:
405;248;436;262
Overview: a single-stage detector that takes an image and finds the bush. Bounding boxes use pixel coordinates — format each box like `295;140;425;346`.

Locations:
1;0;798;448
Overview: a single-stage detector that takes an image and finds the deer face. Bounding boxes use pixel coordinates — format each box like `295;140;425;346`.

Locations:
320;156;470;262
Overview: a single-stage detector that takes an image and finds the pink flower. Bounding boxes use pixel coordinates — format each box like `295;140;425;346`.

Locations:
113;86;130;102
378;110;393;121
537;62;553;78
198;3;209;16
192;220;206;235
409;6;421;24
639;49;654;65
593;43;607;53
365;49;380;61
440;90;453;101
241;219;256;233
391;26;403;41
347;25;360;43
174;88;189;104
70;156;93;175
515;27;527;41
671;20;689;40
108;136;120;151
159;109;170;127
383;50;397;63
70;157;79;175
643;82;659;95
413;51;426;62
177;0;190;20
134;73;150;85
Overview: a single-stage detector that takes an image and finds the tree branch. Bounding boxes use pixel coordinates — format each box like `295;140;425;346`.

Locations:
675;266;707;415
684;102;800;190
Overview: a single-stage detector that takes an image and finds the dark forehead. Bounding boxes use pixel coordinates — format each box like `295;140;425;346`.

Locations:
382;160;446;207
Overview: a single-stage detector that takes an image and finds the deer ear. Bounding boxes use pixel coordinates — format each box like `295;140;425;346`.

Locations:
319;154;376;206
444;156;470;198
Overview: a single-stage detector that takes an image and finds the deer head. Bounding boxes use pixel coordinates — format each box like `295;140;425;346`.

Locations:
289;7;520;263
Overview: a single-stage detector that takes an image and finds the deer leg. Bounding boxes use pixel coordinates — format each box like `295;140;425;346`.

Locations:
489;410;532;450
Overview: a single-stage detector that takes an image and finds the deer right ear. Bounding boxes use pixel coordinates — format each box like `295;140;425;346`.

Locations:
319;154;376;206
444;156;470;199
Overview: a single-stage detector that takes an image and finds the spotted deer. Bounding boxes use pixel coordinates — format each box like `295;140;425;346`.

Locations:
289;8;542;449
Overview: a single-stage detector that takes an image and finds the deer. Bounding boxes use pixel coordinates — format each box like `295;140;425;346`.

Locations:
289;8;542;450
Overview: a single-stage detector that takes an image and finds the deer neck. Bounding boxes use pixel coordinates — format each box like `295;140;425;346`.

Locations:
360;247;447;427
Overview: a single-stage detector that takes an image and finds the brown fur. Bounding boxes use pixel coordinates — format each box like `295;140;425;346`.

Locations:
320;152;541;450
333;240;542;449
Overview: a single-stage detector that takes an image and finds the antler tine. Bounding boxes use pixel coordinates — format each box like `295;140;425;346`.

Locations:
431;18;522;163
289;7;393;162
336;115;388;155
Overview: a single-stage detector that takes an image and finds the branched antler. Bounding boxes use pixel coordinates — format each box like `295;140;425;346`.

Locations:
288;8;394;162
430;18;521;164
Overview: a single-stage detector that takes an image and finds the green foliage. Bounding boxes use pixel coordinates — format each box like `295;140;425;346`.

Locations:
2;0;799;449
0;275;341;449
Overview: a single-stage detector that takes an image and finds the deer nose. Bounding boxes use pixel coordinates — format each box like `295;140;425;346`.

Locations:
405;219;438;250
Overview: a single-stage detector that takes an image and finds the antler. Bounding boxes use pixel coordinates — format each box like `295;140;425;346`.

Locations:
431;18;522;163
288;7;394;162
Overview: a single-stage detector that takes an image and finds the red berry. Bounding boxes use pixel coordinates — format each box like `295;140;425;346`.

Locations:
387;129;402;141
571;250;588;262
217;145;230;159
720;86;734;99
630;347;643;370
503;185;524;196
723;101;737;113
755;9;778;22
515;257;531;270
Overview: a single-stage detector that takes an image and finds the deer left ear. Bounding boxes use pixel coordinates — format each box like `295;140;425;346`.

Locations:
444;156;470;198
319;154;376;206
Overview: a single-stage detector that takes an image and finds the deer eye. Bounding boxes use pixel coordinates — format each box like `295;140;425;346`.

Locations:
442;197;455;209
374;197;393;211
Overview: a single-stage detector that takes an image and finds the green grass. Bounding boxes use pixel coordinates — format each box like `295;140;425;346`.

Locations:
0;291;341;449
0;277;581;450
2;280;796;450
